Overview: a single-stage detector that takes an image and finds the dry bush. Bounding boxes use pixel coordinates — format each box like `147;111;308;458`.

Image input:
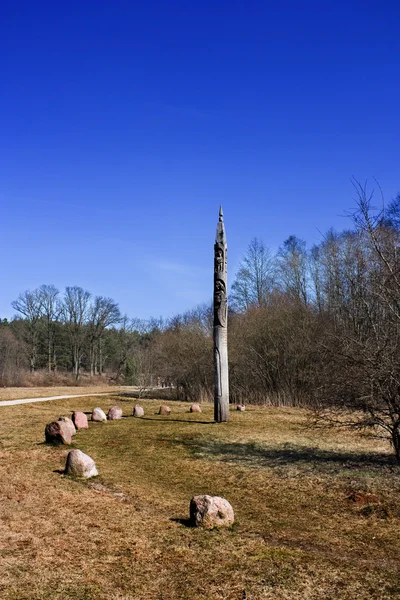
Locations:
155;322;213;402
10;370;105;389
0;327;27;386
229;299;325;407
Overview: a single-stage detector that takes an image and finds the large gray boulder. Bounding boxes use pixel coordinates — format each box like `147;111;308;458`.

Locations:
91;407;107;422
133;404;144;417
45;421;72;445
190;495;234;529
158;405;171;416
72;411;89;429
58;416;76;436
65;449;98;478
107;406;123;420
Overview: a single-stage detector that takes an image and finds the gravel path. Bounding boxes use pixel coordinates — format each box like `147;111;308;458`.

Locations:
0;391;122;407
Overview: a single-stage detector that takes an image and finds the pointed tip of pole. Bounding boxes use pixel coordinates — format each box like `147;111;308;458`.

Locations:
219;205;224;222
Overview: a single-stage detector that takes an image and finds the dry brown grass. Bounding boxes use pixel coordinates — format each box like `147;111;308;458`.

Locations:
0;398;399;599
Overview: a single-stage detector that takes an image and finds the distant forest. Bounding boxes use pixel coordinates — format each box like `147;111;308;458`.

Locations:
2;183;400;456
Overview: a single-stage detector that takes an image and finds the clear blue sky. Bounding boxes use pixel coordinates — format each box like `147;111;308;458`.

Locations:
1;1;399;320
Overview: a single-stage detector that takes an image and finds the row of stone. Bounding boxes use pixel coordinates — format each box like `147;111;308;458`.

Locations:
44;403;209;445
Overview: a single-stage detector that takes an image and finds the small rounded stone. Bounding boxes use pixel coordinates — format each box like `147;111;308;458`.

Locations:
65;449;98;478
58;416;76;436
133;404;144;417
190;495;234;529
72;411;89;429
45;421;72;445
107;406;123;420
91;407;107;422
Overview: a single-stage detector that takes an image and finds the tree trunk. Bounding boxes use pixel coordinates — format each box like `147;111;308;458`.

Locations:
48;331;52;373
73;346;79;377
99;338;103;375
94;345;99;375
53;345;57;372
89;342;94;377
392;428;400;463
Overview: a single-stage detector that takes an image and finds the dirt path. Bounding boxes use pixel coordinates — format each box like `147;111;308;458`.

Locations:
0;390;125;407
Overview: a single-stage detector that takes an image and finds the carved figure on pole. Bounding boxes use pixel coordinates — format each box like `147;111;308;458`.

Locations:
214;206;229;422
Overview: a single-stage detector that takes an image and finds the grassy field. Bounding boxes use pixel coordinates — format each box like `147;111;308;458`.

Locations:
0;396;399;600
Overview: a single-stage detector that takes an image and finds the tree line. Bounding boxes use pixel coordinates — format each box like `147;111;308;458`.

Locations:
2;182;400;458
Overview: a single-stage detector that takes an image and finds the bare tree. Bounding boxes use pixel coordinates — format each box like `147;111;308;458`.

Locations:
38;284;60;372
314;181;400;462
0;324;27;385
87;296;121;376
61;286;91;380
278;235;309;305
231;238;276;311
310;244;323;313
156;316;213;401
11;289;43;371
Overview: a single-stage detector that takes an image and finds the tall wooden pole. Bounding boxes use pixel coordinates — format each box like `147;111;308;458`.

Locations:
214;206;229;422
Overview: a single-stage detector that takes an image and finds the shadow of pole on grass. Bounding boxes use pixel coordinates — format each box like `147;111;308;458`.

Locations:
170;439;398;470
138;416;215;425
